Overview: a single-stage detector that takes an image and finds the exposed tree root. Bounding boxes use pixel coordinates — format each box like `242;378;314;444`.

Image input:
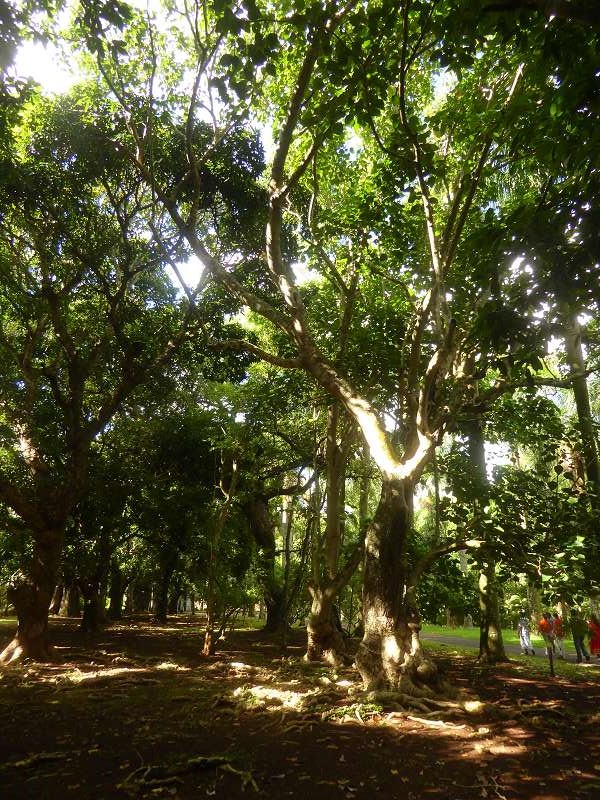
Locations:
0;635;54;666
117;754;258;793
0;639;24;666
341;688;485;720
219;762;259;791
406;715;467;728
10;752;69;769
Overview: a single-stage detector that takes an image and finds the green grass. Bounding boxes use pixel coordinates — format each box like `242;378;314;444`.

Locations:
422;638;599;682
421;623;574;653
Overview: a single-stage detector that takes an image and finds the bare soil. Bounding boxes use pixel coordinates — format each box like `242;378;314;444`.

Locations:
0;616;599;800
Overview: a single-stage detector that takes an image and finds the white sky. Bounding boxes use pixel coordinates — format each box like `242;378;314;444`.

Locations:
168;256;204;292
15;39;206;292
14;40;77;93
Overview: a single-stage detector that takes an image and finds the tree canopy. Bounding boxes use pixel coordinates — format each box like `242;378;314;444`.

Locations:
0;0;599;705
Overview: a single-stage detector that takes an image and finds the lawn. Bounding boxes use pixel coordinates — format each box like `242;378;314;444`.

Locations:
421;622;573;652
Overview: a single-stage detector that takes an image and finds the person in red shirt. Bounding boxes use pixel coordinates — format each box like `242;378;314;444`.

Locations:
539;612;555;650
589;614;600;658
539;612;556;676
553;613;565;659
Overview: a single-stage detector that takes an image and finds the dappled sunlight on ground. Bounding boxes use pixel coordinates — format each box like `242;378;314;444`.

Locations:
51;665;148;684
1;617;599;799
233;682;319;710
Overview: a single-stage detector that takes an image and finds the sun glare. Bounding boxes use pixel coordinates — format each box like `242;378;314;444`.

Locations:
15;41;77;94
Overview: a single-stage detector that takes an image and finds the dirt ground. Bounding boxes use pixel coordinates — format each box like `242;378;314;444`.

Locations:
0;617;599;800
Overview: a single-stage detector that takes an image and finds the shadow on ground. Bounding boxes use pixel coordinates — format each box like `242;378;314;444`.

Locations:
1;617;599;800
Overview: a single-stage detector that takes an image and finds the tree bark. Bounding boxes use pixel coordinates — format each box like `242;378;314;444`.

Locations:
49;584;64;615
242;493;287;634
0;530;64;663
60;582;82;617
153;560;175;624
264;586;287;634
108;562;126;620
304;404;359;664
203;460;238;655
167;585;180;615
80;583;102;633
463;412;508;663
355;479;437;691
562;305;600;491
305;588;346;664
478;562;506;661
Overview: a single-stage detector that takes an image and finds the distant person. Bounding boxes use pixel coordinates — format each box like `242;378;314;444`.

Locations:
571;611;590;663
539;611;557;676
539;612;555;653
553;612;565;659
589;614;600;658
517;611;534;655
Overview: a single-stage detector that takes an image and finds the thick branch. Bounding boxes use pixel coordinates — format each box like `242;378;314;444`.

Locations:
484;0;600;30
206;338;302;369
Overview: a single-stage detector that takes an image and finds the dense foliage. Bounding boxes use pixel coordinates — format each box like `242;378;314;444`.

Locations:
0;1;599;679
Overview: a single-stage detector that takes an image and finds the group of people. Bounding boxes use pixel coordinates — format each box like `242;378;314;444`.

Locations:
517;609;600;663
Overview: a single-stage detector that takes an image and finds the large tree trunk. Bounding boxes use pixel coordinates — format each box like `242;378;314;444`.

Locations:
264;586;287;634
63;583;82;617
0;530;64;663
478;561;506;662
243;493;287;634
108;562;126;620
49;584;64;615
306;588;346;664
464;414;508;663
153;560;175;624
304;403;359;664
561;304;600;492
355;479;437;691
80;583;102;633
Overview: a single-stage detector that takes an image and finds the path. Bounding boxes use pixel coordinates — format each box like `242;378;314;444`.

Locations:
422;630;600;665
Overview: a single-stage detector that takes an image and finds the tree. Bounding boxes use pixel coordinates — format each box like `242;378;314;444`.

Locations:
0;93;204;661
11;0;595;693
66;0;594;692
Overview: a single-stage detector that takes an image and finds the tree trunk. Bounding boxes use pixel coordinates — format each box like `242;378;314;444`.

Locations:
527;579;542;625
355;479;437;691
64;581;81;617
108;563;126;620
305;588;346;665
304;403;359;663
131;583;150;613
464;413;508;663
264;587;287;633
0;530;64;663
561;305;600;589
279;495;294;649
243;493;287;635
153;561;175;624
203;460;238;655
477;562;506;662
49;584;64;615
561;305;600;491
124;583;134;614
167;587;180;615
81;584;102;633
79;524;111;634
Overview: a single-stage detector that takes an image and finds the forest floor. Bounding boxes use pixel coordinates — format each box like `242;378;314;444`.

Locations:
1;616;599;800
